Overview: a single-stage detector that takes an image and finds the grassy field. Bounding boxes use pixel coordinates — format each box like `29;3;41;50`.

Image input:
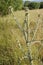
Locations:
0;9;43;65
0;9;43;41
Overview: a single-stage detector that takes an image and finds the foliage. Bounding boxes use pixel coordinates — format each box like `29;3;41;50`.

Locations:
14;0;23;10
24;1;41;9
29;2;40;9
0;0;23;15
0;0;10;15
24;1;30;7
40;2;43;8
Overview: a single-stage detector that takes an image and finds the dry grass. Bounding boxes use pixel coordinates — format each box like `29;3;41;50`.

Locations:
0;9;43;65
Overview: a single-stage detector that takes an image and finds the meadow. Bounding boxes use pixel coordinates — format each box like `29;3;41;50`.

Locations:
0;9;43;65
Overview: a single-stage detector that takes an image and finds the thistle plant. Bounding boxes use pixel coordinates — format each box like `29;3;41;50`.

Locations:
9;6;43;65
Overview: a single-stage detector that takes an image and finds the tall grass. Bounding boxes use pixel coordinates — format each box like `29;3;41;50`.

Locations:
0;9;43;65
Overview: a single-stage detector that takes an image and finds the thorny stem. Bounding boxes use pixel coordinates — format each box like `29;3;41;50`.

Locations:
10;7;43;65
32;15;40;41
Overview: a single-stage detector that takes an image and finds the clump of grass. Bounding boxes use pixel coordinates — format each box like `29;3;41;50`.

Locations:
0;44;15;65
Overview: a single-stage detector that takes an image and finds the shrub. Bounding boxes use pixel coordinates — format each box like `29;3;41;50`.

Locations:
0;0;23;15
24;1;40;10
40;2;43;8
0;0;10;15
29;2;40;9
24;1;30;7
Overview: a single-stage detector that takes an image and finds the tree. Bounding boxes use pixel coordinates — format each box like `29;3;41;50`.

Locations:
24;1;40;10
29;2;40;9
0;0;10;15
24;1;30;7
40;2;43;8
10;0;23;10
0;0;23;15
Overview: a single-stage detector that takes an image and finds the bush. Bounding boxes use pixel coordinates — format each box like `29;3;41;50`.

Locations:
0;44;15;65
0;0;10;15
0;0;23;15
24;1;30;7
24;1;40;10
40;2;43;8
12;0;23;10
29;2;40;9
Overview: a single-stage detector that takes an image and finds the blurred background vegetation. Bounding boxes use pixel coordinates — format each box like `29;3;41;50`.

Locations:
0;9;43;65
0;0;43;15
0;0;43;65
